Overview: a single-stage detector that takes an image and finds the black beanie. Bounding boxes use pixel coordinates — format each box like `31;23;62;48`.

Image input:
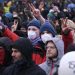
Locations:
12;37;34;59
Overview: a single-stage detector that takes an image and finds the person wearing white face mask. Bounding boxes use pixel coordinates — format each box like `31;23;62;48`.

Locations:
27;19;41;43
40;21;57;43
28;30;37;40
27;19;46;65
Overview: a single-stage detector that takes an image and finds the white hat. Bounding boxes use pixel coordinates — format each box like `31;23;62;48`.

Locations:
58;51;75;75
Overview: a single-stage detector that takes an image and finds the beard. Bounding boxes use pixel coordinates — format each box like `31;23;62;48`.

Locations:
46;53;58;60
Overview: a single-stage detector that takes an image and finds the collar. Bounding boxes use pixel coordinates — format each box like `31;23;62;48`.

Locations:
46;58;59;66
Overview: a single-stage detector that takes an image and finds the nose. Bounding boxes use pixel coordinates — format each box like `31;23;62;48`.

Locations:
11;51;15;57
47;49;51;53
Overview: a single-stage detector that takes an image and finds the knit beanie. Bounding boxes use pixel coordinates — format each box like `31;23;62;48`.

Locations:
40;21;57;37
27;19;41;29
12;37;34;59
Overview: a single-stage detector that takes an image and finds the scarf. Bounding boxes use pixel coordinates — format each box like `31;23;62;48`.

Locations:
31;37;41;46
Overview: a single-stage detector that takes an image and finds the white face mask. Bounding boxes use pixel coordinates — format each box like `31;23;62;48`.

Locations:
41;33;53;43
28;31;37;40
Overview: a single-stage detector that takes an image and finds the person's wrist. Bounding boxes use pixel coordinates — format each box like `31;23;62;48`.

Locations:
38;15;45;24
37;14;41;19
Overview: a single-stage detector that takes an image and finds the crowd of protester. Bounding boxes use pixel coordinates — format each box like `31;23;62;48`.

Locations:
0;0;75;75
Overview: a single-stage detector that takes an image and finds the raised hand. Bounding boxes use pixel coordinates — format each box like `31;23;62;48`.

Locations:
11;20;18;32
29;3;41;18
28;3;45;24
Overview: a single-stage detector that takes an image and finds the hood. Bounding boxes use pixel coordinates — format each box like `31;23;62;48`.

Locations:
0;37;12;51
12;37;34;61
51;38;64;60
46;37;64;65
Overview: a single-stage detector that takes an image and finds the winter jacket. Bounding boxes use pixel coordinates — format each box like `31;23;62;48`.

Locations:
3;28;19;42
32;40;46;64
2;59;46;75
39;38;64;75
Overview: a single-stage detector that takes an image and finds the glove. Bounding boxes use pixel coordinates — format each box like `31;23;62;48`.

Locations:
0;22;7;32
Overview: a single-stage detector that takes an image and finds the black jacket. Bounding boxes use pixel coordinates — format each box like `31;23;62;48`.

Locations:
2;59;46;75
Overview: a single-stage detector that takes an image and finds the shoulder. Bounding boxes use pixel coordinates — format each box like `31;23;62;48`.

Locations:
39;61;47;68
29;64;46;75
39;62;49;72
2;65;14;75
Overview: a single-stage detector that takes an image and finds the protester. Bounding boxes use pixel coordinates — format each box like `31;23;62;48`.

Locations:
2;38;46;75
0;37;12;75
40;21;57;43
39;37;64;75
27;19;46;64
61;18;75;53
14;21;28;38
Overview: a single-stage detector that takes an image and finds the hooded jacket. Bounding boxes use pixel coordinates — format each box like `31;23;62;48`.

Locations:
39;37;64;75
3;38;46;75
0;37;12;75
